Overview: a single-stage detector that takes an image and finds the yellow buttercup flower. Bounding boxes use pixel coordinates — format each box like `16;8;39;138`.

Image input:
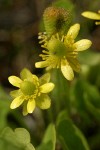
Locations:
35;24;92;80
8;68;55;115
82;10;100;25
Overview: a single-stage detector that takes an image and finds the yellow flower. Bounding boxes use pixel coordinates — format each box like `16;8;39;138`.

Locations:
82;10;100;25
35;24;92;80
8;68;55;115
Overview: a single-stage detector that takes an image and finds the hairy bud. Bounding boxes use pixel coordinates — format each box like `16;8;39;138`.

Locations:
43;7;72;36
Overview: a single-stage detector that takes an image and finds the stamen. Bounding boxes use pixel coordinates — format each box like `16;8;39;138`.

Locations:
42;50;49;54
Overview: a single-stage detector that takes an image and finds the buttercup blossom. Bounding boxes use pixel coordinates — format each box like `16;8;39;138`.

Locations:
8;68;54;115
35;24;92;80
82;10;100;25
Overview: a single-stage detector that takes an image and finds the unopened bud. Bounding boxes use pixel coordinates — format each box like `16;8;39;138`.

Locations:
43;7;72;36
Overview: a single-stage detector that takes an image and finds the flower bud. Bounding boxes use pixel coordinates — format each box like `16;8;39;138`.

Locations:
43;7;72;36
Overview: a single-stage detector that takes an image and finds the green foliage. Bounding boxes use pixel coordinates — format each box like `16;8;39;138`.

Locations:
0;127;35;150
70;79;100;123
84;84;100;122
79;50;100;66
36;124;56;150
56;116;90;150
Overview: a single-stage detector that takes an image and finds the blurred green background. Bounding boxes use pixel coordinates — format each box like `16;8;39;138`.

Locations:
0;0;100;150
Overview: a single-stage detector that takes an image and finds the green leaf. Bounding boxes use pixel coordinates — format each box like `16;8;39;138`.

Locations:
56;110;69;125
70;79;100;125
57;119;90;150
0;127;35;150
14;128;30;145
25;143;35;150
79;50;100;66
83;82;100;109
78;81;100;122
84;94;100;122
36;124;56;150
87;64;100;88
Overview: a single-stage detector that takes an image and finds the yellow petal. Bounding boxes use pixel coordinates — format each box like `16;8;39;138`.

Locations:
66;24;80;39
10;96;24;109
46;66;53;71
35;61;47;68
27;99;36;113
32;74;39;82
40;83;55;93
20;68;33;81
61;59;74;80
8;76;22;87
95;21;100;25
82;11;100;20
10;89;22;98
39;73;50;85
36;94;51;109
74;39;92;51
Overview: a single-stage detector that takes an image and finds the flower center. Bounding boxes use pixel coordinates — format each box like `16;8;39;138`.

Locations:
47;39;66;57
20;81;36;95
